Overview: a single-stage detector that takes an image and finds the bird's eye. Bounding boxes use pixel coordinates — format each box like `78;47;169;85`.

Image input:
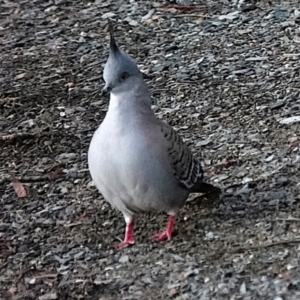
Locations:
120;72;129;81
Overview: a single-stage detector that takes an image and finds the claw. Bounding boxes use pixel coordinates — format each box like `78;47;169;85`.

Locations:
150;215;175;242
113;237;135;248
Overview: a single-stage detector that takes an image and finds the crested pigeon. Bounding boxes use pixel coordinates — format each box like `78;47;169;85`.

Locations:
88;25;221;248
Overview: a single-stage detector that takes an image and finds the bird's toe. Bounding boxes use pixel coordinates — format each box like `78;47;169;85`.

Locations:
113;237;135;248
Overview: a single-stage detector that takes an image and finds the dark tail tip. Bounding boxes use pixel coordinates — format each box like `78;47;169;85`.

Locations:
108;21;118;54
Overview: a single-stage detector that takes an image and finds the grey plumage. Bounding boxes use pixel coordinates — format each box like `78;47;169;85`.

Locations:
88;25;220;247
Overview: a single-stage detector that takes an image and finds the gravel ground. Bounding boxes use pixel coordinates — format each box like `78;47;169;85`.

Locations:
2;0;300;299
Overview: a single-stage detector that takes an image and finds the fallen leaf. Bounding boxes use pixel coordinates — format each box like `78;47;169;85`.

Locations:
10;174;26;197
8;286;18;295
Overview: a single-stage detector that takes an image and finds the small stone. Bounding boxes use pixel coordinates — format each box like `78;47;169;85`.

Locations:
275;9;289;19
240;281;246;294
60;187;68;194
119;255;129;263
195;140;210;147
39;293;58;300
265;155;274;162
277;176;289;186
280;116;300;124
242;177;253;184
205;231;214;240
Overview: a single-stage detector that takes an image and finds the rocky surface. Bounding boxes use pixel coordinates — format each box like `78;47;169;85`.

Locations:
1;0;300;299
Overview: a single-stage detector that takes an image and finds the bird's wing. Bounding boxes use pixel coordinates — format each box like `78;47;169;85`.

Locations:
158;121;204;190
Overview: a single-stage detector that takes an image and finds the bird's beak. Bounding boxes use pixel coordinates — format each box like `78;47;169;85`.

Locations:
101;84;112;96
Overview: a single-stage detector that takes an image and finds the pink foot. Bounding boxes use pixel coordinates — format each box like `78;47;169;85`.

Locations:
113;221;135;248
113;237;135;248
150;231;171;241
150;215;175;242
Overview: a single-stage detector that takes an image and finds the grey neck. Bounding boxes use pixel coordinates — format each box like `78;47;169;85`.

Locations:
109;80;152;113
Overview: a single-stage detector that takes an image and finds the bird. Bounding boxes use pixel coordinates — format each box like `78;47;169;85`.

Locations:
88;25;221;248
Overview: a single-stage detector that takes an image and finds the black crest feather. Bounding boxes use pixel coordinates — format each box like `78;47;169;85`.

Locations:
108;21;118;54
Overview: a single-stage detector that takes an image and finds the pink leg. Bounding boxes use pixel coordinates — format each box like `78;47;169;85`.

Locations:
114;220;135;248
150;215;175;242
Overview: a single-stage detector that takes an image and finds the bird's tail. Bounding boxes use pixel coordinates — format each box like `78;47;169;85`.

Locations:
191;180;221;196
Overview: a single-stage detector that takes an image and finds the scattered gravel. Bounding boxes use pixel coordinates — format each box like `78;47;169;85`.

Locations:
1;0;300;299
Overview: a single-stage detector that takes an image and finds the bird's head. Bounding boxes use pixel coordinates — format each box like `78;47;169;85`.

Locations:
102;24;143;95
